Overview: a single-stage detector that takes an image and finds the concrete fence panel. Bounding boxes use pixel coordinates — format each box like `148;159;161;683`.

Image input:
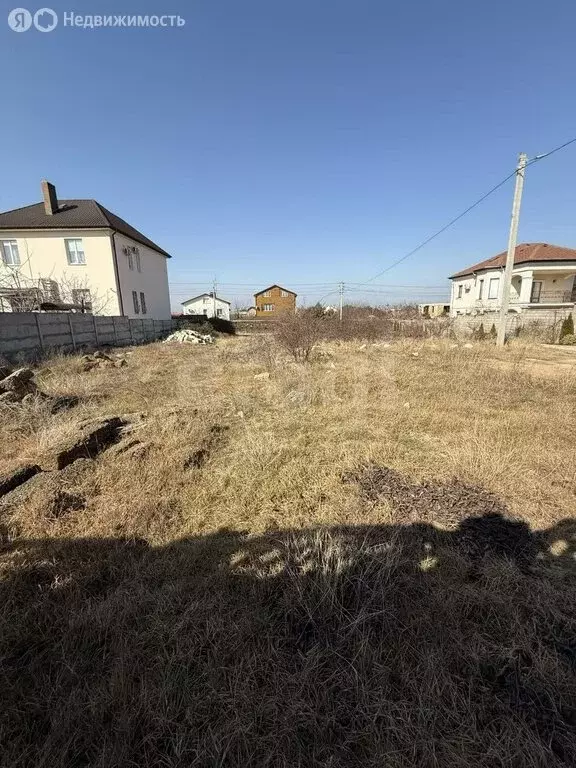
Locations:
0;312;173;361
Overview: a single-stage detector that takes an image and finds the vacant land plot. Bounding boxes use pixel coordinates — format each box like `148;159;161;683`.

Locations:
1;337;575;767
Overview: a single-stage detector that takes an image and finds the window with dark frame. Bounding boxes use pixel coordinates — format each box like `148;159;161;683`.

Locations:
132;290;140;314
140;292;147;314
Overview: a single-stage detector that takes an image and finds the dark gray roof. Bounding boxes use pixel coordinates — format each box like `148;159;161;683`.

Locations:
0;199;171;258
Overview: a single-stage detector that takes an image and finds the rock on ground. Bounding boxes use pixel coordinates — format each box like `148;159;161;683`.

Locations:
0;459;96;516
0;368;37;397
0;464;42;498
50;416;128;470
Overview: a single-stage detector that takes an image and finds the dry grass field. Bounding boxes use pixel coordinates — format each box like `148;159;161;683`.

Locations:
1;335;576;767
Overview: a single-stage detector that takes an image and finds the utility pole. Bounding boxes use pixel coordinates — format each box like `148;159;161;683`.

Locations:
212;276;217;319
339;282;344;323
497;152;528;347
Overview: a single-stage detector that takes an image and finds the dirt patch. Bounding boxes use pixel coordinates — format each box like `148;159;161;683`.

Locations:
184;424;229;470
343;464;538;568
344;463;508;526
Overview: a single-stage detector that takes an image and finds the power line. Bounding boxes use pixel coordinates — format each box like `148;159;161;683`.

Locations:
356;133;576;285
358;169;519;285
527;134;576;166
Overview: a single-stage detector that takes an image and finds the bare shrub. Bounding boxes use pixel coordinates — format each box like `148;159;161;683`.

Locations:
274;311;324;362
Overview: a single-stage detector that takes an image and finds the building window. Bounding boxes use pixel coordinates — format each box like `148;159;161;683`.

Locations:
1;240;20;266
478;279;484;300
488;277;500;299
464;285;470;293
281;290;289;297
135;253;141;272
140;292;147;314
127;251;134;270
216;308;223;317
457;285;463;299
262;303;274;312
132;290;140;314
72;288;92;311
262;290;271;297
65;238;86;265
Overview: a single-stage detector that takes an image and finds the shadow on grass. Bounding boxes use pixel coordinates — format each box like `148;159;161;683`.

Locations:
2;498;576;765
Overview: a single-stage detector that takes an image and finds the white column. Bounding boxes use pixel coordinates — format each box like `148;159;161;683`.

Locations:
519;271;534;303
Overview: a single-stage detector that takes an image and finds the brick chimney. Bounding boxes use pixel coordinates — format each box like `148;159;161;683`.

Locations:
41;180;58;215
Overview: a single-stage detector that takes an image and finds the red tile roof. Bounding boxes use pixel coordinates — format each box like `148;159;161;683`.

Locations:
449;243;576;279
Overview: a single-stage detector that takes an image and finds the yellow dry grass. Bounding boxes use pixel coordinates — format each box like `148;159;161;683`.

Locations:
1;336;576;767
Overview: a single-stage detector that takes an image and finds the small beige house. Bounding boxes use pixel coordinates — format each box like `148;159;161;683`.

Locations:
0;180;171;319
449;243;576;324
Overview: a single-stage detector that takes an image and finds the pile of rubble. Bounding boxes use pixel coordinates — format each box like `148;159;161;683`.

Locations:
80;350;129;372
0;365;78;413
163;329;214;345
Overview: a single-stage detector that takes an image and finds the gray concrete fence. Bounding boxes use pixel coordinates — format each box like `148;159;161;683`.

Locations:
0;313;173;360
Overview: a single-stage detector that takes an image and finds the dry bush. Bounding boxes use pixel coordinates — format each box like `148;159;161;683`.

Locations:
274;311;324;362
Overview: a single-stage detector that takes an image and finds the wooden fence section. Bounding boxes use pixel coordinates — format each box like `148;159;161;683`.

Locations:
0;313;173;359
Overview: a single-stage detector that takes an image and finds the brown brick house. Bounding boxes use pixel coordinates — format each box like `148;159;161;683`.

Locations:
254;285;297;317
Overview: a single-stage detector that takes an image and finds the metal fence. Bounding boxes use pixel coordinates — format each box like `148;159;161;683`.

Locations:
0;312;173;360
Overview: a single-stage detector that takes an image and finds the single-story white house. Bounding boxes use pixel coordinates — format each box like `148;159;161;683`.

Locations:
181;293;231;320
449;243;576;325
418;302;450;318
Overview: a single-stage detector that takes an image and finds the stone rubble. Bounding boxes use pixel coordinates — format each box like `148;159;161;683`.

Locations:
163;329;214;344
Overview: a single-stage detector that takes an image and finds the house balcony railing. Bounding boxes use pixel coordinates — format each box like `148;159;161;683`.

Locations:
472;291;575;310
511;290;574;304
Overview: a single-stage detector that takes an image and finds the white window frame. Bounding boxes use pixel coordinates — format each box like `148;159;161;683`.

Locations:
216;307;223;317
262;303;274;312
65;238;86;265
262;290;271;297
132;290;140;314
488;277;500;300
280;290;289;297
1;240;20;266
140;291;147;315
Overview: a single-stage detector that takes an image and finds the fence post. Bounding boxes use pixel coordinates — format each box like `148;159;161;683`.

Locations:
34;313;44;351
68;314;77;351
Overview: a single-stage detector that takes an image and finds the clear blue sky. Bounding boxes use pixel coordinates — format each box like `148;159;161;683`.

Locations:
1;0;576;309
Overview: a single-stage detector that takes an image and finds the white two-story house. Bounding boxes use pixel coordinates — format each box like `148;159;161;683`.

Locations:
450;243;576;325
0;180;171;319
